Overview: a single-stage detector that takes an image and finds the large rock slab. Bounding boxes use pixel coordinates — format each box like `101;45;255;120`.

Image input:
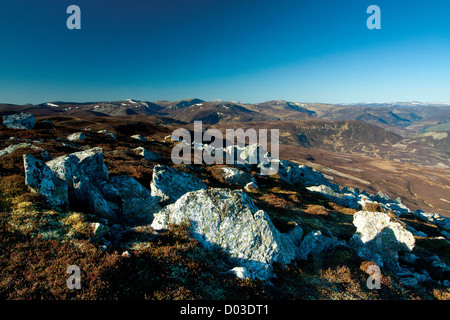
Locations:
2;112;35;130
350;211;415;271
151;188;298;279
306;185;360;209
150;165;207;204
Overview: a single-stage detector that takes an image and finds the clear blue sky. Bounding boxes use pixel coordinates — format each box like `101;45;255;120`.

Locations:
0;0;449;104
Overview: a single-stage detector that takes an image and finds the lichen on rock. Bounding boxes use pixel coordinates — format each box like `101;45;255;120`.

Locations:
151;188;298;279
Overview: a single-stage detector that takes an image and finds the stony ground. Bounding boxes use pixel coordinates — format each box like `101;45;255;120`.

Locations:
0;115;449;300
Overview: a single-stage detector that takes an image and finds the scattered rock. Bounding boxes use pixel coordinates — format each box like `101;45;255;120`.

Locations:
306;185;359;209
132;147;161;161
121;251;131;258
2;112;35;130
67;132;86;141
244;181;259;193
286;223;304;247
90;222;109;241
193;141;216;156
150;165;207;204
98;130;116;140
227;267;254;280
151;188;298;279
131;134;147;142
406;225;428;237
400;277;419;287
239;144;265;165
412;210;450;232
1;143;41;157
417;255;450;281
399;253;418;266
222;144;269;170
219;166;256;187
165;135;181;142
278;160;338;190
350;211;415;271
49;147;109;180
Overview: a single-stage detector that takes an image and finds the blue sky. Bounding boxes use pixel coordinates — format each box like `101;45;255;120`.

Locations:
0;0;449;104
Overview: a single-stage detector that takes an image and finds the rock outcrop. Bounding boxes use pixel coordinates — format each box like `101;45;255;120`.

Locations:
2;112;35;130
278;160;338;190
45;148;116;220
24;147;159;225
306;185;360;209
150;165;207;204
350;211;415;271
131;134;147;142
151;188;298;279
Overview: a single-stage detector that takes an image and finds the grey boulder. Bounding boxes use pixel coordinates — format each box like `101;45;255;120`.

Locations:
2;112;35;130
67;132;86;142
219;166;257;187
297;230;343;260
350;211;415;271
133;147;161;161
23;154;69;208
151;188;298;280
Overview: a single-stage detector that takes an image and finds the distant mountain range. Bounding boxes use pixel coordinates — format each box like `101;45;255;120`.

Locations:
1;98;448;136
1;97;449;216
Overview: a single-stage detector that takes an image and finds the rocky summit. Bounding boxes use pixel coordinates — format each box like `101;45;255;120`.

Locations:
0;111;449;300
